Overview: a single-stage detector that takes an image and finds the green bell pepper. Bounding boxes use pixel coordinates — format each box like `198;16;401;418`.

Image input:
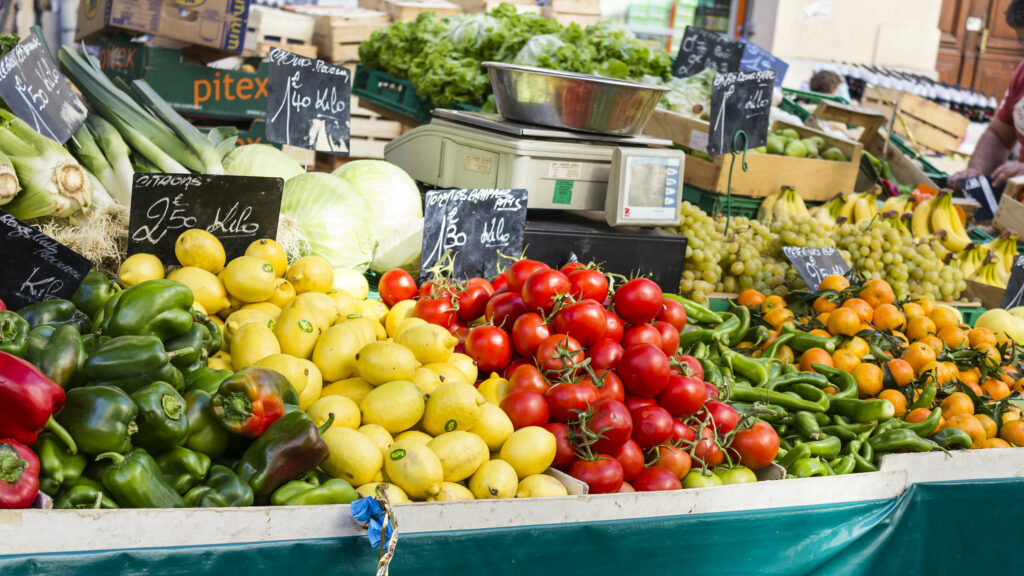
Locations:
184;367;233;396
83;335;193;394
194;311;222;356
96;449;185;508
131;382;189;452
0;310;29;357
25;324;86;389
155;446;211;495
270;474;357;506
17;299;91;332
53;477;119;509
163;323;211;374
55;386;138;455
184;390;230;458
72;270;122;319
183;465;254;507
34;431;87;496
97;279;194;342
235;411;331;503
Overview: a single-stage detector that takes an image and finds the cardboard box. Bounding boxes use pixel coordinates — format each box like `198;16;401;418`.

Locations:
77;0;249;53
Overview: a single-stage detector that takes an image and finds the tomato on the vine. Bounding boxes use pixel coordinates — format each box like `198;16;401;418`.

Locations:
503;358;532;379
553;300;606;346
491;273;508;292
670;419;696;444
716;466;758;485
683;469;723;488
505;259;549;294
465;325;512;374
559;261;588;276
618;344;671;397
633;466;682;491
621;324;663;350
587;339;623;372
378;269;417;308
569;457;623;494
449;319;471;342
704;401;739;434
418;279;452;300
729;421;780;470
692;426;724;468
544;422;576;470
545;381;599;423
466;277;495;294
456;284;491;322
584;398;633;453
534;334;585;374
656;297;687;332
508;364;551;395
511;313;551;358
652;321;680;357
593;371;624;403
612;439;645;482
656;375;706;418
612;278;663;325
672;355;704;379
655;445;692;480
603;310;624;343
522;269;570;314
568;269;609;303
414;297;456;329
500;389;550;429
485;292;527;330
623;395;657;413
705;383;720;401
629;405;673;450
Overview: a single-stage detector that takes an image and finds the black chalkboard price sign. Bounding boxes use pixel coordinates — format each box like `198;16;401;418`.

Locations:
1001;256;1024;309
0;31;87;144
265;47;351;155
127;174;284;263
673;26;744;79
0;209;92;308
421;189;528;281
782;246;851;291
740;40;788;88
708;69;775;156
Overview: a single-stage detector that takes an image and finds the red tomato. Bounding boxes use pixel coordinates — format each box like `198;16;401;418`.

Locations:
511;313;551;358
672;355;704;379
569;457;623;494
704;401;739;433
484;292;527;331
603;310;624;343
417;279;453;300
522;269;571;314
655;445;691;480
449;320;471;343
534;334;585;374
621;324;663;349
544;422;576;470
545;381;599;423
656;297;687;332
502;358;531;379
594;371;625;403
465;325;512;374
552;300;607;346
466;277;495;295
730;421;780;470
587;339;623;372
414;297;456;329
633;465;682;491
559;261;588;276
456;284;491;322
653;321;680;356
618;344;671;397
568;269;609;303
491;273;508;292
629;405;674;450
508;364;550;395
670;419;696;444
612;278;663;325
500;389;550;429
705;383;720;401
505;259;549;294
612;439;645;482
692;426;724;468
378;269;417;308
585;398;633;453
656;375;706;418
623;395;657;413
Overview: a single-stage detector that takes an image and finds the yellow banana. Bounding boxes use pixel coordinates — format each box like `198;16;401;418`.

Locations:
757;189;779;224
789;189;809;218
837;193;860;223
910;197;936;240
853;194;876;223
811;205;836;230
930;193;970;252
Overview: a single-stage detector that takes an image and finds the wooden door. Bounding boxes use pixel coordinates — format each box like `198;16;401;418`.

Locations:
937;0;1024;97
970;0;1024;97
937;0;971;85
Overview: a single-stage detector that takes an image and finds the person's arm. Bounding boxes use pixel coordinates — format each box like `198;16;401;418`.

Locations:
952;116;1016;187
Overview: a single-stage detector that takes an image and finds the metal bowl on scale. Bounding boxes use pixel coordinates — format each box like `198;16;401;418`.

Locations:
482;62;669;137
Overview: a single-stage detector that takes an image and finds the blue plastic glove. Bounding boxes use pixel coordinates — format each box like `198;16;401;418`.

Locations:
351;496;393;549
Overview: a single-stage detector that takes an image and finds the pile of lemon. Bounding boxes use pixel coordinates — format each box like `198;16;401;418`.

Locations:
118;230;569;502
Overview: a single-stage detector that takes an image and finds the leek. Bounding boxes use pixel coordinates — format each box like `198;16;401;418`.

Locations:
0;149;20;206
70;122;127;205
0;109;90;220
87;115;134;203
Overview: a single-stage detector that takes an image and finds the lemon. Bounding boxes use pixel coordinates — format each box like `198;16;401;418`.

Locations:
166;267;230;315
293;292;341;329
286;256;333;294
274;302;323;359
241;302;282;321
516;474;568;498
396;324;458;364
191;301;208;316
322;428;382;487
500;426;557;480
219;293;244;320
321;377;375;404
395;317;428;338
395;430;433;445
355;483;409;503
384;300;418;338
411;367;445;395
224;309;275;343
359;380;426;434
372;470;385;483
208;350;232;371
358;424;394;460
118;253;164;287
332;267;369;300
308;395;361;429
469;459;518;499
385;439;444;500
313;319;377;382
325;289;358;318
447;353;478;384
245;238;288;277
477;373;511;405
427;431;489;482
355;341;417;386
428;482;475;501
255;354;323;410
422;381;486;436
423;362;469;385
358;299;389;324
175;229;226;274
230;322;281;370
469;404;514;451
222;256;277;303
267;279;296;309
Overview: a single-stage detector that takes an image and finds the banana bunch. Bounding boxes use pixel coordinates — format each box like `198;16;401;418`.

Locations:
836;190;879;225
958;243;988;280
809;195;844;230
969;252;1009;288
910;192;972;252
880;210;911;233
879;194;914;217
758;186;808;226
981;231;1020;274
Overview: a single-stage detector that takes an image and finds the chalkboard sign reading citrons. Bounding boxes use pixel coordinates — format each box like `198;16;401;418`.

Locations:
421;189;528;281
782;246;851;291
265;47;351;155
673;26;744;79
708;69;775;156
127;174;284;263
0;209;92;308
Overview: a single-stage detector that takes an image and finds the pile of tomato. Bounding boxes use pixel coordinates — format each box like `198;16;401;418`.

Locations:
378;260;781;494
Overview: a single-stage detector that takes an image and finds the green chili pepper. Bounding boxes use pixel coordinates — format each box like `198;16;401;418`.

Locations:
663;293;722;325
155;446;212;495
796;435;842;459
777;444;812;470
811;364;859;399
25;324;86;389
55;386;138;456
131;382;189;453
831;454;856;475
726;304;750;347
762;332;794;361
868;428;942;454
897;407;942;436
853;451;878;472
83;335;194;394
34;431;88;496
730;385;828;413
679;329;716;350
780;324;840;353
765;371;830;391
97;279;194;342
18;300;91;332
744;325;773;348
820;425;857;442
53;477;119;509
829;397;896;422
700;358;724;389
795;411;821;440
930;427;973;450
690;342;708;360
0;310;29;357
789;457;830;478
718;344;770;387
72;270;122;320
184;367;233;396
183;465;254;508
831;415;878;434
709;313;740;342
183;390;230;458
96;449;185;508
909;382;937;411
270;473;359;506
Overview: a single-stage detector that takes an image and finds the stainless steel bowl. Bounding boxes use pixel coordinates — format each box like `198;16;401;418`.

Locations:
482;62;669;136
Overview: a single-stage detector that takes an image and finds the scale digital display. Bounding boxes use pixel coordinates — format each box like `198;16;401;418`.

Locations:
606;149;685;227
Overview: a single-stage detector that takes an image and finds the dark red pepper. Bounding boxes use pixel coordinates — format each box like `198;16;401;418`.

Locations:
210;367;299;438
878;179;900;197
0;439;39;508
0;298;6;311
0;351;77;453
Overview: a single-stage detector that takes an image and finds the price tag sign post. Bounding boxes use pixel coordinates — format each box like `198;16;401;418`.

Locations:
782;247;852;291
265;47;352;157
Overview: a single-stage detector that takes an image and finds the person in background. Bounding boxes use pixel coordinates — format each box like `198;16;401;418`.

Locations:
810;70;842;96
952;0;1024;189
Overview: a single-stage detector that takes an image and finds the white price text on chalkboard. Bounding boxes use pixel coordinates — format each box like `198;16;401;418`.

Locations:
0;33;86;144
708;69;775;156
782;246;851;291
0;210;91;307
266;48;351;155
673;26;744;79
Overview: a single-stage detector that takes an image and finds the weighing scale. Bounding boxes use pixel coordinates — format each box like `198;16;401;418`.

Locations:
383;110;686;227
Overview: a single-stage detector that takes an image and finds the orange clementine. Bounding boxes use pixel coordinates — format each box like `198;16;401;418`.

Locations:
929;306;961;332
940;391;974;418
737;289;766;308
958;367;981;387
872;304;906;331
861;278;896;308
905;316;937;342
905;408;941;435
843;336;871;359
842;298;874;323
981;378;1011;401
809;328;832;338
763;307;794;329
902;342;937;375
974;413;998;439
760;295;787;313
773;344;795;364
1000;420;1024;446
937;326;967;349
819;274;850;292
918;335;945;355
886;359;915;387
915;296;936;315
798;347;834;373
945;414;986;449
968;327;997;348
878;389;907;417
816;312;831;326
826;307;861;337
813;297;837;314
902;302;926;320
852;363;884;397
832;349;861;372
973;343;1002;367
983;438;1012;449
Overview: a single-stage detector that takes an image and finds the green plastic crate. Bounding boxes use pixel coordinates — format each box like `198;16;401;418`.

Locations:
354;64;480;126
708;297;732;313
682;185;762;218
779;96;810;121
781;88;850;106
968;228;995;244
957;306;985;328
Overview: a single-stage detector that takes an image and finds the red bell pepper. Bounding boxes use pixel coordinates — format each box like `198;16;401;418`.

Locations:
210;367;300;438
0;351;77;453
0;439;39;508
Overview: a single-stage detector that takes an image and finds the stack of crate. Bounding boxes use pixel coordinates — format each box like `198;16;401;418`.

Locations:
548;0;602;26
383;0;461;21
245;6;318;59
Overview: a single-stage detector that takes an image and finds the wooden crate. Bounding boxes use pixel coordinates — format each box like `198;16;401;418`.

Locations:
257;42;318;59
643;109;862;200
384;0;461;22
550;0;599;15
351;96;403;140
245;6;316;54
293;7;390;63
551;11;602;26
993;188;1024;238
860;85;969;154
